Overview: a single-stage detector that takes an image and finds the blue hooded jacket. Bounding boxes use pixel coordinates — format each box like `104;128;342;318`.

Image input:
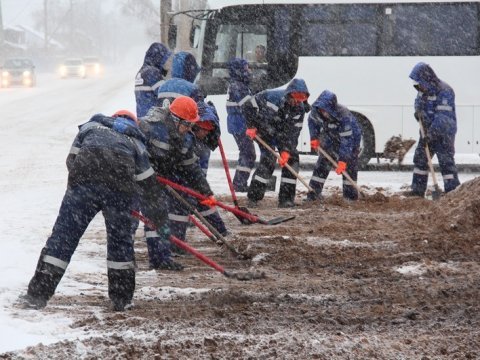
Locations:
193;101;221;172
171;52;200;82
409;62;457;139
135;43;171;118
245;78;309;152
226;58;254;134
66;114;153;194
309;90;361;162
156;52;202;106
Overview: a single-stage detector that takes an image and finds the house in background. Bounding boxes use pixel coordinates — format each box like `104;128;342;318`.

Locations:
1;25;65;70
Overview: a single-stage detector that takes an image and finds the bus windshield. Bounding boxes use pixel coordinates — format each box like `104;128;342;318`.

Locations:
197;4;298;94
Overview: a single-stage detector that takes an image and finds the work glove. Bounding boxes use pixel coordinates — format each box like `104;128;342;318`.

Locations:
200;195;217;207
245;128;257;140
335;161;347;175
278;151;290;167
310;139;320;152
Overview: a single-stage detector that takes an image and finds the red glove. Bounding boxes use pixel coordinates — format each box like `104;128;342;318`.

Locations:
310;139;320;152
200;195;217;207
245;128;257;140
335;161;347;175
278;151;290;167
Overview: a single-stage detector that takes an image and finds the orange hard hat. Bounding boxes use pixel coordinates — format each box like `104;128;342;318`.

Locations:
169;96;200;123
113;109;139;125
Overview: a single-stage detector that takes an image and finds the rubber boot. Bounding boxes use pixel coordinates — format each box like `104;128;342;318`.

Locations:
147;225;184;271
26;250;66;309
108;268;135;311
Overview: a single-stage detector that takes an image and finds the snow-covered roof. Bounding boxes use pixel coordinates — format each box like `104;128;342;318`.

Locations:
2;40;27;51
13;24;64;49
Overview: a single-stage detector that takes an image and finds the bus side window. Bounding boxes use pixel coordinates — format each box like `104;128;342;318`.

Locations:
380;3;479;56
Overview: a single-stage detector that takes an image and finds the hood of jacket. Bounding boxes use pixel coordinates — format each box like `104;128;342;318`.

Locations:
409;62;440;94
144;42;171;70
227;58;250;83
312;90;341;119
284;78;309;98
171;51;201;82
197;101;220;128
196;101;221;151
85;114;146;143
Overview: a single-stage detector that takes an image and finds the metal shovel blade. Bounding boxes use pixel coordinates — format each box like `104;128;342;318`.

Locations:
224;270;266;281
261;215;296;225
432;188;442;201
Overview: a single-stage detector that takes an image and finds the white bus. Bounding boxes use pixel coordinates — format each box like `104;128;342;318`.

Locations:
170;0;480;166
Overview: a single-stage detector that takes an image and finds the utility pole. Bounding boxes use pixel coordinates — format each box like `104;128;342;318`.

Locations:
44;0;48;53
0;0;5;58
160;0;172;44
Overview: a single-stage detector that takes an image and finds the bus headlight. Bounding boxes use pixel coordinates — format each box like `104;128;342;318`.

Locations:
59;66;67;77
23;70;31;77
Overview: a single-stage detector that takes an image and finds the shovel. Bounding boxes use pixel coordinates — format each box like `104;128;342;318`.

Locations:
418;119;442;200
316;146;366;198
217;138;254;225
132;211;265;281
188;214;219;246
163;185;246;258
253;134;316;193
157;176;295;225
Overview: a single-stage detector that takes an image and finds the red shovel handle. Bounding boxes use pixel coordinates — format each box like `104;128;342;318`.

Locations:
131;210;226;274
188;214;214;239
156;176;260;223
218;138;238;204
168;235;226;274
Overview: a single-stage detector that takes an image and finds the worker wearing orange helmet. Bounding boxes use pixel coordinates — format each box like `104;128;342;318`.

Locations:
139;96;217;270
22;110;170;311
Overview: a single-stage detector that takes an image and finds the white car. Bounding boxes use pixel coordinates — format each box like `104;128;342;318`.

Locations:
83;56;103;77
59;58;86;79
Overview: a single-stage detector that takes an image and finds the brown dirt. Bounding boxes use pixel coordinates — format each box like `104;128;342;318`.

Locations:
2;179;480;359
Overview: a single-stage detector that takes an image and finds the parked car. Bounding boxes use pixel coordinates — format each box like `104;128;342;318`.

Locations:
59;58;86;78
83;56;103;77
1;58;36;88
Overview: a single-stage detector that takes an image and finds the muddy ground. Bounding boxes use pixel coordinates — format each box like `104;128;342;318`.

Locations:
2;178;480;359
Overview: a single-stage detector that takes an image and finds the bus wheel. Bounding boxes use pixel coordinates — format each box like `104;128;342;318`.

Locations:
353;112;375;169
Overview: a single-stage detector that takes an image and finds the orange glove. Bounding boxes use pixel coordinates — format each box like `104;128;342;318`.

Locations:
278;151;290;167
245;128;257;140
310;139;320;152
335;161;347;175
200;195;217;207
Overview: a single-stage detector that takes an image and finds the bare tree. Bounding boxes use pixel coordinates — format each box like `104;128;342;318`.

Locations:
31;0;104;56
120;0;160;40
